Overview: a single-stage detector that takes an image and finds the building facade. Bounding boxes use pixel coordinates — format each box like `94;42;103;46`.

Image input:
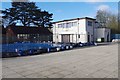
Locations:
95;27;111;42
53;17;111;43
3;26;53;43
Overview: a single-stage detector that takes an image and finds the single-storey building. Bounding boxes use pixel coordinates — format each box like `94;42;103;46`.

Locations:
94;27;111;42
52;17;111;43
4;26;53;43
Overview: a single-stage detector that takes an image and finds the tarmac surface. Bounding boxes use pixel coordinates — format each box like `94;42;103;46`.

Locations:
2;43;118;78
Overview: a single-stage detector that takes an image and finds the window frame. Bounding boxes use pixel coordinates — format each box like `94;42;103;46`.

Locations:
88;21;93;26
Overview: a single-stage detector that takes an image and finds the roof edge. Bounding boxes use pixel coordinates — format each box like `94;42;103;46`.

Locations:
53;17;96;24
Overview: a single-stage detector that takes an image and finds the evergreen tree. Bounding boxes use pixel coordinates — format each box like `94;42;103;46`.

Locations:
2;2;53;27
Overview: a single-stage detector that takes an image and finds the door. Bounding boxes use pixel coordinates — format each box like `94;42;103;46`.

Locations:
88;35;90;42
107;33;109;42
62;34;70;43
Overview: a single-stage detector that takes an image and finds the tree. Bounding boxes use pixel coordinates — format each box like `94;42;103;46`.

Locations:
2;8;18;26
34;10;53;27
96;10;110;27
96;10;119;34
107;14;119;34
2;2;53;27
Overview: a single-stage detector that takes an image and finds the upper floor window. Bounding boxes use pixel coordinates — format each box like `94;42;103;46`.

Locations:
58;24;62;28
72;22;77;26
88;21;93;26
57;21;77;28
63;23;66;28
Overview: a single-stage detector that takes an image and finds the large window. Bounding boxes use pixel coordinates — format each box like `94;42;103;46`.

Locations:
57;21;77;28
88;21;93;26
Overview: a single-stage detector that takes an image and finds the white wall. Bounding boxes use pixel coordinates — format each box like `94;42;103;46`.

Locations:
79;34;87;43
78;19;86;34
95;28;111;42
53;19;80;43
53;18;105;43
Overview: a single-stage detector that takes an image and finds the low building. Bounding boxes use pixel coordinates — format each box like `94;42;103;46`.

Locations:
95;27;111;42
5;26;53;43
53;17;111;43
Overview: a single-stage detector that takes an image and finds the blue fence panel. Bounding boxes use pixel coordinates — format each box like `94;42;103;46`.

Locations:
2;42;53;53
111;34;120;39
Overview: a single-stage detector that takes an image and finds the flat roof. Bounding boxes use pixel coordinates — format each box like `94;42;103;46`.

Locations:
53;17;96;23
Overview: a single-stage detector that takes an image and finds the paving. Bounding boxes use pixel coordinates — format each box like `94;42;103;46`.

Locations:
2;43;118;78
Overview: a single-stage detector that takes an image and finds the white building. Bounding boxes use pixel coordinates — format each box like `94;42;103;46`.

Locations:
53;17;111;43
95;27;111;42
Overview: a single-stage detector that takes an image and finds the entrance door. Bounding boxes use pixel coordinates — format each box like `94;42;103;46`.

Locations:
107;34;109;42
62;34;70;43
88;35;90;42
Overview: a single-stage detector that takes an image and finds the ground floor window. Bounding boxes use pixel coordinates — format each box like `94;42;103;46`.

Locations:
78;35;80;38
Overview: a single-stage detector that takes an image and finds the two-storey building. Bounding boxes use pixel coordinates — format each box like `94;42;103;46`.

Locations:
53;17;111;43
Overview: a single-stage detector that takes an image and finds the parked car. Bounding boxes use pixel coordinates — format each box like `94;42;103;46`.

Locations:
112;39;120;42
75;42;84;47
55;42;74;50
90;42;97;46
47;46;58;52
65;43;74;49
81;42;97;46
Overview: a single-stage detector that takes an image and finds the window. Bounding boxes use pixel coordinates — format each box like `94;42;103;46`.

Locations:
58;22;77;28
17;34;20;39
72;22;77;26
66;23;68;28
88;21;93;26
78;35;80;38
63;23;66;28
58;24;62;28
68;22;72;28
